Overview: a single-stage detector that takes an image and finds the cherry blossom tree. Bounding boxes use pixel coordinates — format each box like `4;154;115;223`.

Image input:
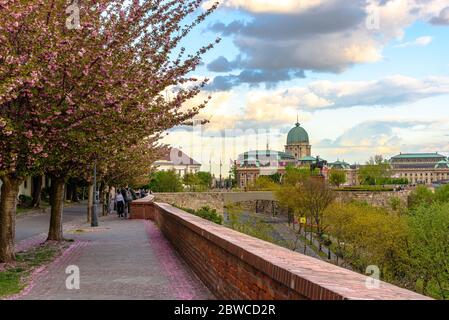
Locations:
0;0;219;262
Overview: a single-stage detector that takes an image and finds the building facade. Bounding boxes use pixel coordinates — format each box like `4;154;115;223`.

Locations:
153;148;201;177
235;120;449;188
328;160;359;186
236;150;297;188
237;121;316;188
390;153;449;185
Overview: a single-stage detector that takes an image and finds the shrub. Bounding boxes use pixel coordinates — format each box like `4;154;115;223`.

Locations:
408;186;434;209
195;206;223;225
174;205;222;225
339;186;394;192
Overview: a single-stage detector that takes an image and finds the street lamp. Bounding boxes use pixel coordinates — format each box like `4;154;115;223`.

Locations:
91;161;99;227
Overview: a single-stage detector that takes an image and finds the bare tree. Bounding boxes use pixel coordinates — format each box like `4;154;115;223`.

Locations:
298;177;335;251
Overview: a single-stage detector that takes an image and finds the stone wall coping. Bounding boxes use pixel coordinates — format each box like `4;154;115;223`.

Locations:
146;199;430;300
132;195;155;204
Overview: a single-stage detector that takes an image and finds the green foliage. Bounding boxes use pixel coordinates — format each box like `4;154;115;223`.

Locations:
196;172;213;188
376;178;409;185
194;206;223;225
435;184;449;203
248;176;279;191
325;202;410;283
268;173;282;183
329;169;347;187
389;196;405;214
149;170;183;193
358;160;391;185
182;172;213;191
408;186;435;209
408;202;449;299
176;205;222;225
282;165;312;185
183;173;201;191
229;164;238;188
339;185;394;192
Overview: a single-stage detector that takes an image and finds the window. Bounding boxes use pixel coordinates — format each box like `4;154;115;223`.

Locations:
24;180;28;189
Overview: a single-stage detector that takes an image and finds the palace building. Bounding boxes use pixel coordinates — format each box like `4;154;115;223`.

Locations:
390;153;449;185
235;120;449;188
236;121;321;188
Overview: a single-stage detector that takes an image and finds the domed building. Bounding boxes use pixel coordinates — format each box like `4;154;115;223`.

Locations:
285;121;312;160
235;119;316;188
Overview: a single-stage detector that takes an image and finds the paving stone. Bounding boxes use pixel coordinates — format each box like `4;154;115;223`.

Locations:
18;216;213;300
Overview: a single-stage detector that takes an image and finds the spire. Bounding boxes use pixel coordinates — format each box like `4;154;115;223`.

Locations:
296;112;300;127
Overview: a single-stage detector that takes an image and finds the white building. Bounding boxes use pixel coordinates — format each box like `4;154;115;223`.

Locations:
153;148;201;177
0;176;33;198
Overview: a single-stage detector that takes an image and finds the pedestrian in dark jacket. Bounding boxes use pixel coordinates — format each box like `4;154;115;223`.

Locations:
115;189;125;218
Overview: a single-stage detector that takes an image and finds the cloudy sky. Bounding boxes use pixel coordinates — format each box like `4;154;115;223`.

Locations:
162;0;449;175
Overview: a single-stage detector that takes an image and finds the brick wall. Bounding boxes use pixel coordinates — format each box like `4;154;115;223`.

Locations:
130;197;430;300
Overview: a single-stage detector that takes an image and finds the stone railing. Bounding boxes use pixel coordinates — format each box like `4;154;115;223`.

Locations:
130;196;430;300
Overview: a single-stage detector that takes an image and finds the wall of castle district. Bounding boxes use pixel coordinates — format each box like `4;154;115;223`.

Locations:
129;197;429;300
154;190;412;215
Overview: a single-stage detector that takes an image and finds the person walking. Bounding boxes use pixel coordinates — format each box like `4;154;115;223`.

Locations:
121;187;133;219
115;190;125;218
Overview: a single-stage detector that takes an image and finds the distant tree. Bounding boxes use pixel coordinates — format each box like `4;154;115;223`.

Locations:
408;202;449;299
369;154;386;165
229;163;238;188
389;196;406;215
329;169;347;187
183;173;201;191
268;173;282;184
298;178;335;250
434;184;449;203
408;186;435;210
249;176;278;191
326;202;410;282
149;170;183;193
282;166;311;186
196;172;213;189
358;161;391;185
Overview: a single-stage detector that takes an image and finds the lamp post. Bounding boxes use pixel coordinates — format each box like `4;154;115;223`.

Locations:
91;162;99;227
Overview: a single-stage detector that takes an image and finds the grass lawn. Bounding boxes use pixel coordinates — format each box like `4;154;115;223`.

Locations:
0;242;68;298
16;202;50;217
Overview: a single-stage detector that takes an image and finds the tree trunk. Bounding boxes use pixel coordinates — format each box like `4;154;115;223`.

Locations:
47;177;66;241
0;175;21;262
31;175;43;208
87;183;93;223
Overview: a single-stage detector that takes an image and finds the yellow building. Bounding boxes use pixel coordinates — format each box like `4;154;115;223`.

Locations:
390;153;449;185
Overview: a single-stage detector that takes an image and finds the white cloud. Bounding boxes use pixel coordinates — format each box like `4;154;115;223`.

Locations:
243;75;449;112
204;0;323;14
395;36;433;48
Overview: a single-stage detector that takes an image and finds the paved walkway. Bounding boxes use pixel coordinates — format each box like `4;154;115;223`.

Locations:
15;204;87;253
16;216;213;300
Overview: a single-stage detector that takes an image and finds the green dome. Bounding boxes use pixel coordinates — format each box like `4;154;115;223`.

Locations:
287;123;309;144
435;159;449;169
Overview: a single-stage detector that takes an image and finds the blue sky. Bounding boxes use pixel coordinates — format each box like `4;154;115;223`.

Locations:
163;0;449;175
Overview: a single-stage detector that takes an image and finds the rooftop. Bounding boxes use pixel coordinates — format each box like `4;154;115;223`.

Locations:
287;122;310;145
155;148;201;166
240;150;296;161
391;153;447;160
